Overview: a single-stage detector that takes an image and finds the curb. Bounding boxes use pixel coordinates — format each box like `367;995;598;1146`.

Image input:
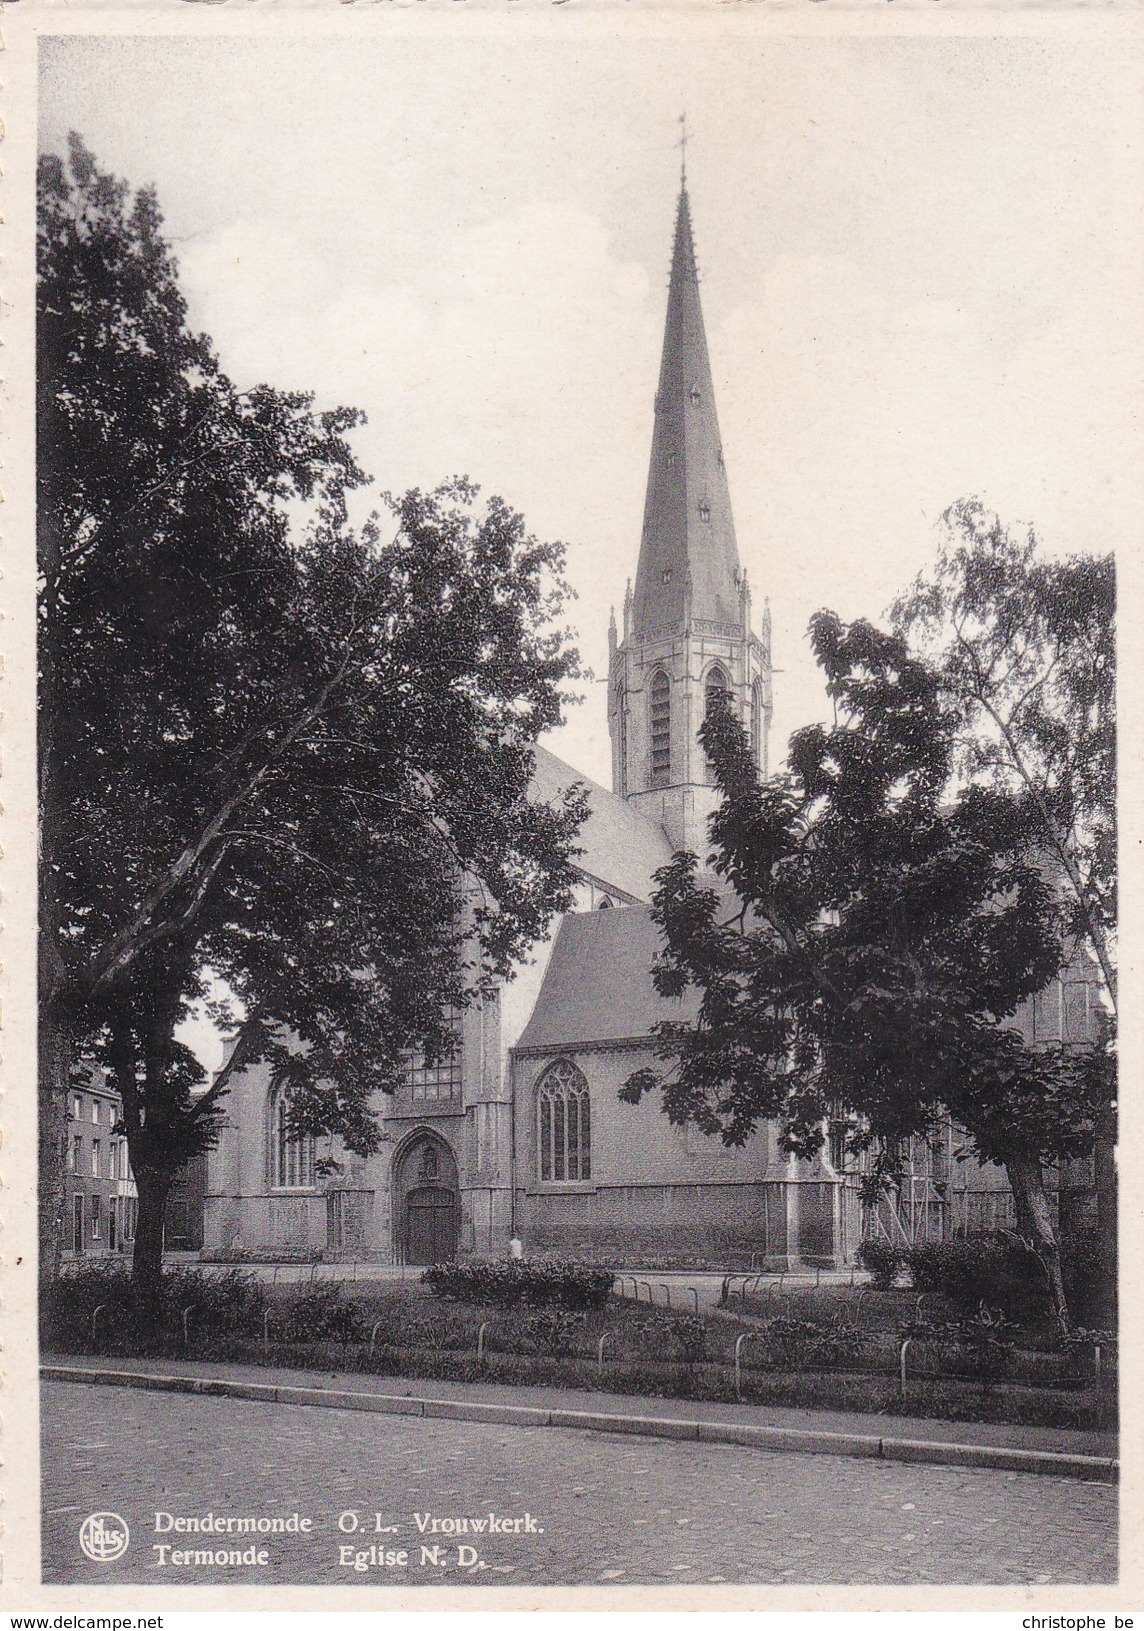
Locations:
42;1364;1118;1484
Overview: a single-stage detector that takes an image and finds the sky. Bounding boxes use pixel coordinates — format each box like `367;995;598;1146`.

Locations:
40;28;1135;790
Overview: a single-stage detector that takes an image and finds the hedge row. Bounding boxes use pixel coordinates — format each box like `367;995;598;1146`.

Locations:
42;1265;270;1351
421;1258;615;1309
856;1233;1061;1322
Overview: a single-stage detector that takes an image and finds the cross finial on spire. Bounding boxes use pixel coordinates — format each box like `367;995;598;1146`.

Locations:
677;111;689;186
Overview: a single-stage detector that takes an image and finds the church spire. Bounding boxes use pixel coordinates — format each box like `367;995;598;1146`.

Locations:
631;167;741;637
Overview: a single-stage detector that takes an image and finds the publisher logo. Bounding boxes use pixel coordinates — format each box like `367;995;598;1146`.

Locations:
79;1511;130;1562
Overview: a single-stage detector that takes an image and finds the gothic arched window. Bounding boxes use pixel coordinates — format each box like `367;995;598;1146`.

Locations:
537;1058;591;1182
704;664;730;775
649;669;671;789
750;678;763;769
269;1083;316;1190
705;664;730;714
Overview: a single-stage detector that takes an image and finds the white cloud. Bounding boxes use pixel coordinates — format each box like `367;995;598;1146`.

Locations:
179;200;660;786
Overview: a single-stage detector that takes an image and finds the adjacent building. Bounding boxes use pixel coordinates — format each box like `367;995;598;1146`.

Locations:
63;1071;137;1260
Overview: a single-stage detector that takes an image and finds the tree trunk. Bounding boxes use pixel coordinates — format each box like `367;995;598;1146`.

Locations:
131;1167;174;1306
1011;1174;1035;1241
1093;1099;1118;1327
1007;1154;1070;1332
38;1007;73;1298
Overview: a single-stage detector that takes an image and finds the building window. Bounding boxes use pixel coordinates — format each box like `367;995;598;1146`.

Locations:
406;1009;462;1102
666;451;676;469
1034;980;1064;1042
750;678;763;769
73;1193;85;1254
537;1058;591;1182
829;1118;850;1173
91;1138;101;1179
122;1197;137;1242
649;669;671;788
67;1136;76;1173
73;1094;82;1122
689;385;701;406
92;1100;100;1124
697;501;711;522
90;1193;102;1240
269;1084;316;1189
705;664;730;773
706;664;730;712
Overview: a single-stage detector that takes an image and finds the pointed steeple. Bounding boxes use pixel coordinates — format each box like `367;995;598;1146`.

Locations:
632;180;741;636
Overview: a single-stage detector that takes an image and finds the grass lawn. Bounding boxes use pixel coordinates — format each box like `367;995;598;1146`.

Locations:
45;1272;1117;1432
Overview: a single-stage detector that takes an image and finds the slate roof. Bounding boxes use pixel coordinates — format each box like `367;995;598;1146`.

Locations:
632;184;743;636
530;744;674;904
514;903;697;1051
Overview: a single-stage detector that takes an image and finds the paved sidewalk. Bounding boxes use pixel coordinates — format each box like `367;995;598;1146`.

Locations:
44;1350;1117;1459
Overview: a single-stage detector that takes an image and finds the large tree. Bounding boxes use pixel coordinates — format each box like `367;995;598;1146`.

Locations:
892;500;1115;1007
39;137;585;1295
893;502;1116;1305
622;615;1105;1326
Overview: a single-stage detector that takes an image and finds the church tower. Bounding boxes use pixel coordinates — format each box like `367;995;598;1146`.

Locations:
609;168;773;854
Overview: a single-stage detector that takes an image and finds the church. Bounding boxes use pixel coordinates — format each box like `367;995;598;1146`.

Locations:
199;176;1099;1271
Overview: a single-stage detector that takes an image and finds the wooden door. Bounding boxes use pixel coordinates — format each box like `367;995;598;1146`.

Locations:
405;1186;458;1264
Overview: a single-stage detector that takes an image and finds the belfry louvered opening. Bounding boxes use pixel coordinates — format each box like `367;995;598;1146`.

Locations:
649;669;671;787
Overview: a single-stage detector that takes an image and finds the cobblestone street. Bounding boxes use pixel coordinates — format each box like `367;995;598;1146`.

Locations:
42;1382;1116;1586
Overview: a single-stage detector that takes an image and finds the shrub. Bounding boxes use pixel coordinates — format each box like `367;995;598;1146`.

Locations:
282;1286;365;1347
42;1265;269;1353
806;1319;864;1372
1061;1230;1114;1327
754;1315;822;1371
167;1269;268;1340
653;1314;709;1371
402;1314;457;1355
948;1307;1018;1393
856;1238;902;1290
523;1311;586;1359
1062;1325;1117;1384
748;1313;866;1373
43;1264;140;1351
199;1247;321;1265
422;1259;615;1310
905;1235;1050;1323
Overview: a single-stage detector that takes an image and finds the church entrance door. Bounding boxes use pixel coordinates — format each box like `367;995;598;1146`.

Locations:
405;1186;458;1265
394;1132;461;1264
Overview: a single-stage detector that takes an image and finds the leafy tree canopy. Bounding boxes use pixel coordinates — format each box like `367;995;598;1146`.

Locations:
892;499;1115;1007
38;136;586;1285
623;613;1104;1198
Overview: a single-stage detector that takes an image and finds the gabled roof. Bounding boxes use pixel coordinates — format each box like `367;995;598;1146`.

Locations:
514;903;697;1052
632;184;742;636
530;744;674;904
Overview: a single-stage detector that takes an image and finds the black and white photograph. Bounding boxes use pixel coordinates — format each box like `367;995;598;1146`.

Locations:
8;5;1135;1606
